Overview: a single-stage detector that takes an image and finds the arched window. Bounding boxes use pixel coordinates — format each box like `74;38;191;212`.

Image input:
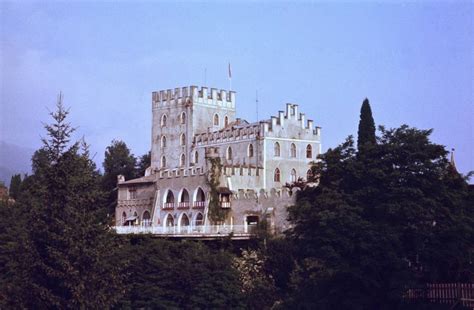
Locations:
307;169;313;181
180;154;186;167
122;212;126;225
161;135;167;148
195;213;204;226
179;189;190;203
180;112;186;124
224;115;229;127
194;151;199;164
274;142;280;157
274;168;281;182
165;214;174;227
226;147;233;160
290;143;297;158
290;169;297;182
161;114;167;127
213;114;219;126
194;187;206;203
248;144;254;157
180;214;190;227
161;156;166;168
180;133;186;146
165;190;174;203
142;210;151;220
306;144;312;158
142;210;151;226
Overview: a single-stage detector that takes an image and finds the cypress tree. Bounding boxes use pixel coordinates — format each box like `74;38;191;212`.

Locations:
357;98;376;150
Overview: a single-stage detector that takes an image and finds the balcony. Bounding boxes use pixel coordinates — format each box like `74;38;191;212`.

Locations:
220;202;231;209
163;202;175;210
177;202;190;209
114;224;253;240
193;201;206;209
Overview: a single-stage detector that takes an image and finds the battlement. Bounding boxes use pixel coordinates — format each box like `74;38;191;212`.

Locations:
152;86;235;108
232;187;299;200
194;123;261;146
265;103;321;136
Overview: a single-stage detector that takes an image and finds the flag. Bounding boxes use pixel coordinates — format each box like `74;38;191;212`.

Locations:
228;62;232;79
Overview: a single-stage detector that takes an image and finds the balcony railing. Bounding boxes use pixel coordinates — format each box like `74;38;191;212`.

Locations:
177;202;190;209
220;202;231;208
114;225;253;238
163;202;175;210
193;201;206;209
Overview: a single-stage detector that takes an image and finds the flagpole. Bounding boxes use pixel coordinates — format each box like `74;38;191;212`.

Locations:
228;62;232;91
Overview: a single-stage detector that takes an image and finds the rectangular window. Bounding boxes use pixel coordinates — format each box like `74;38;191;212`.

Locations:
129;189;137;199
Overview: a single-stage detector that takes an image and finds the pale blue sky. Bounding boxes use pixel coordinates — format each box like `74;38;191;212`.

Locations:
1;1;473;175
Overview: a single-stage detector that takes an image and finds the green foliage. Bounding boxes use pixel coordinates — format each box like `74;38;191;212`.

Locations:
286;125;474;309
117;236;245;309
136;151;151;177
357;98;376;150
0;97;125;308
8;173;22;199
102;139;137;213
206;157;229;223
233;249;277;309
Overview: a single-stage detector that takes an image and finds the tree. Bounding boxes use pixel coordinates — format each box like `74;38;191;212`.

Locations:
2;95;125;308
8;174;22;199
357;98;376;150
117;236;245;309
286;125;473;309
136;151;151;177
102;140;137;213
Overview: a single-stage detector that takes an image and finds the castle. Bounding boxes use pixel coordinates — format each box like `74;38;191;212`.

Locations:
115;86;321;238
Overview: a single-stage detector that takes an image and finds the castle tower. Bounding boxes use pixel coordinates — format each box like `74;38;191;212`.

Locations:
150;86;236;171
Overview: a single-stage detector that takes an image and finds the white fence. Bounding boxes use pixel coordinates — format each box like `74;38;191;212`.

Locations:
114;224;254;237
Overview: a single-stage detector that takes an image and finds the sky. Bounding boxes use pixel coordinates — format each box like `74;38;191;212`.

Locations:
1;1;473;176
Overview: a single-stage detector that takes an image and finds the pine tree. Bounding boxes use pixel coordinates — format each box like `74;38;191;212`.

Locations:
357;98;376;150
7;94;125;308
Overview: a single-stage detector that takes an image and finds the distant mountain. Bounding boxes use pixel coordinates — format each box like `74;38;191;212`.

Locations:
0;141;35;186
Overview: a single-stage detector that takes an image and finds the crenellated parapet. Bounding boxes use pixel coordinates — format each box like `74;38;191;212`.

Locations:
153;166;207;179
232;187;298;200
194;123;261;146
152;86;235;109
266;103;321;136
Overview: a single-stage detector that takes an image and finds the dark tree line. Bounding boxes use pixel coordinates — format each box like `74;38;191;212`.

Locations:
282;100;473;309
